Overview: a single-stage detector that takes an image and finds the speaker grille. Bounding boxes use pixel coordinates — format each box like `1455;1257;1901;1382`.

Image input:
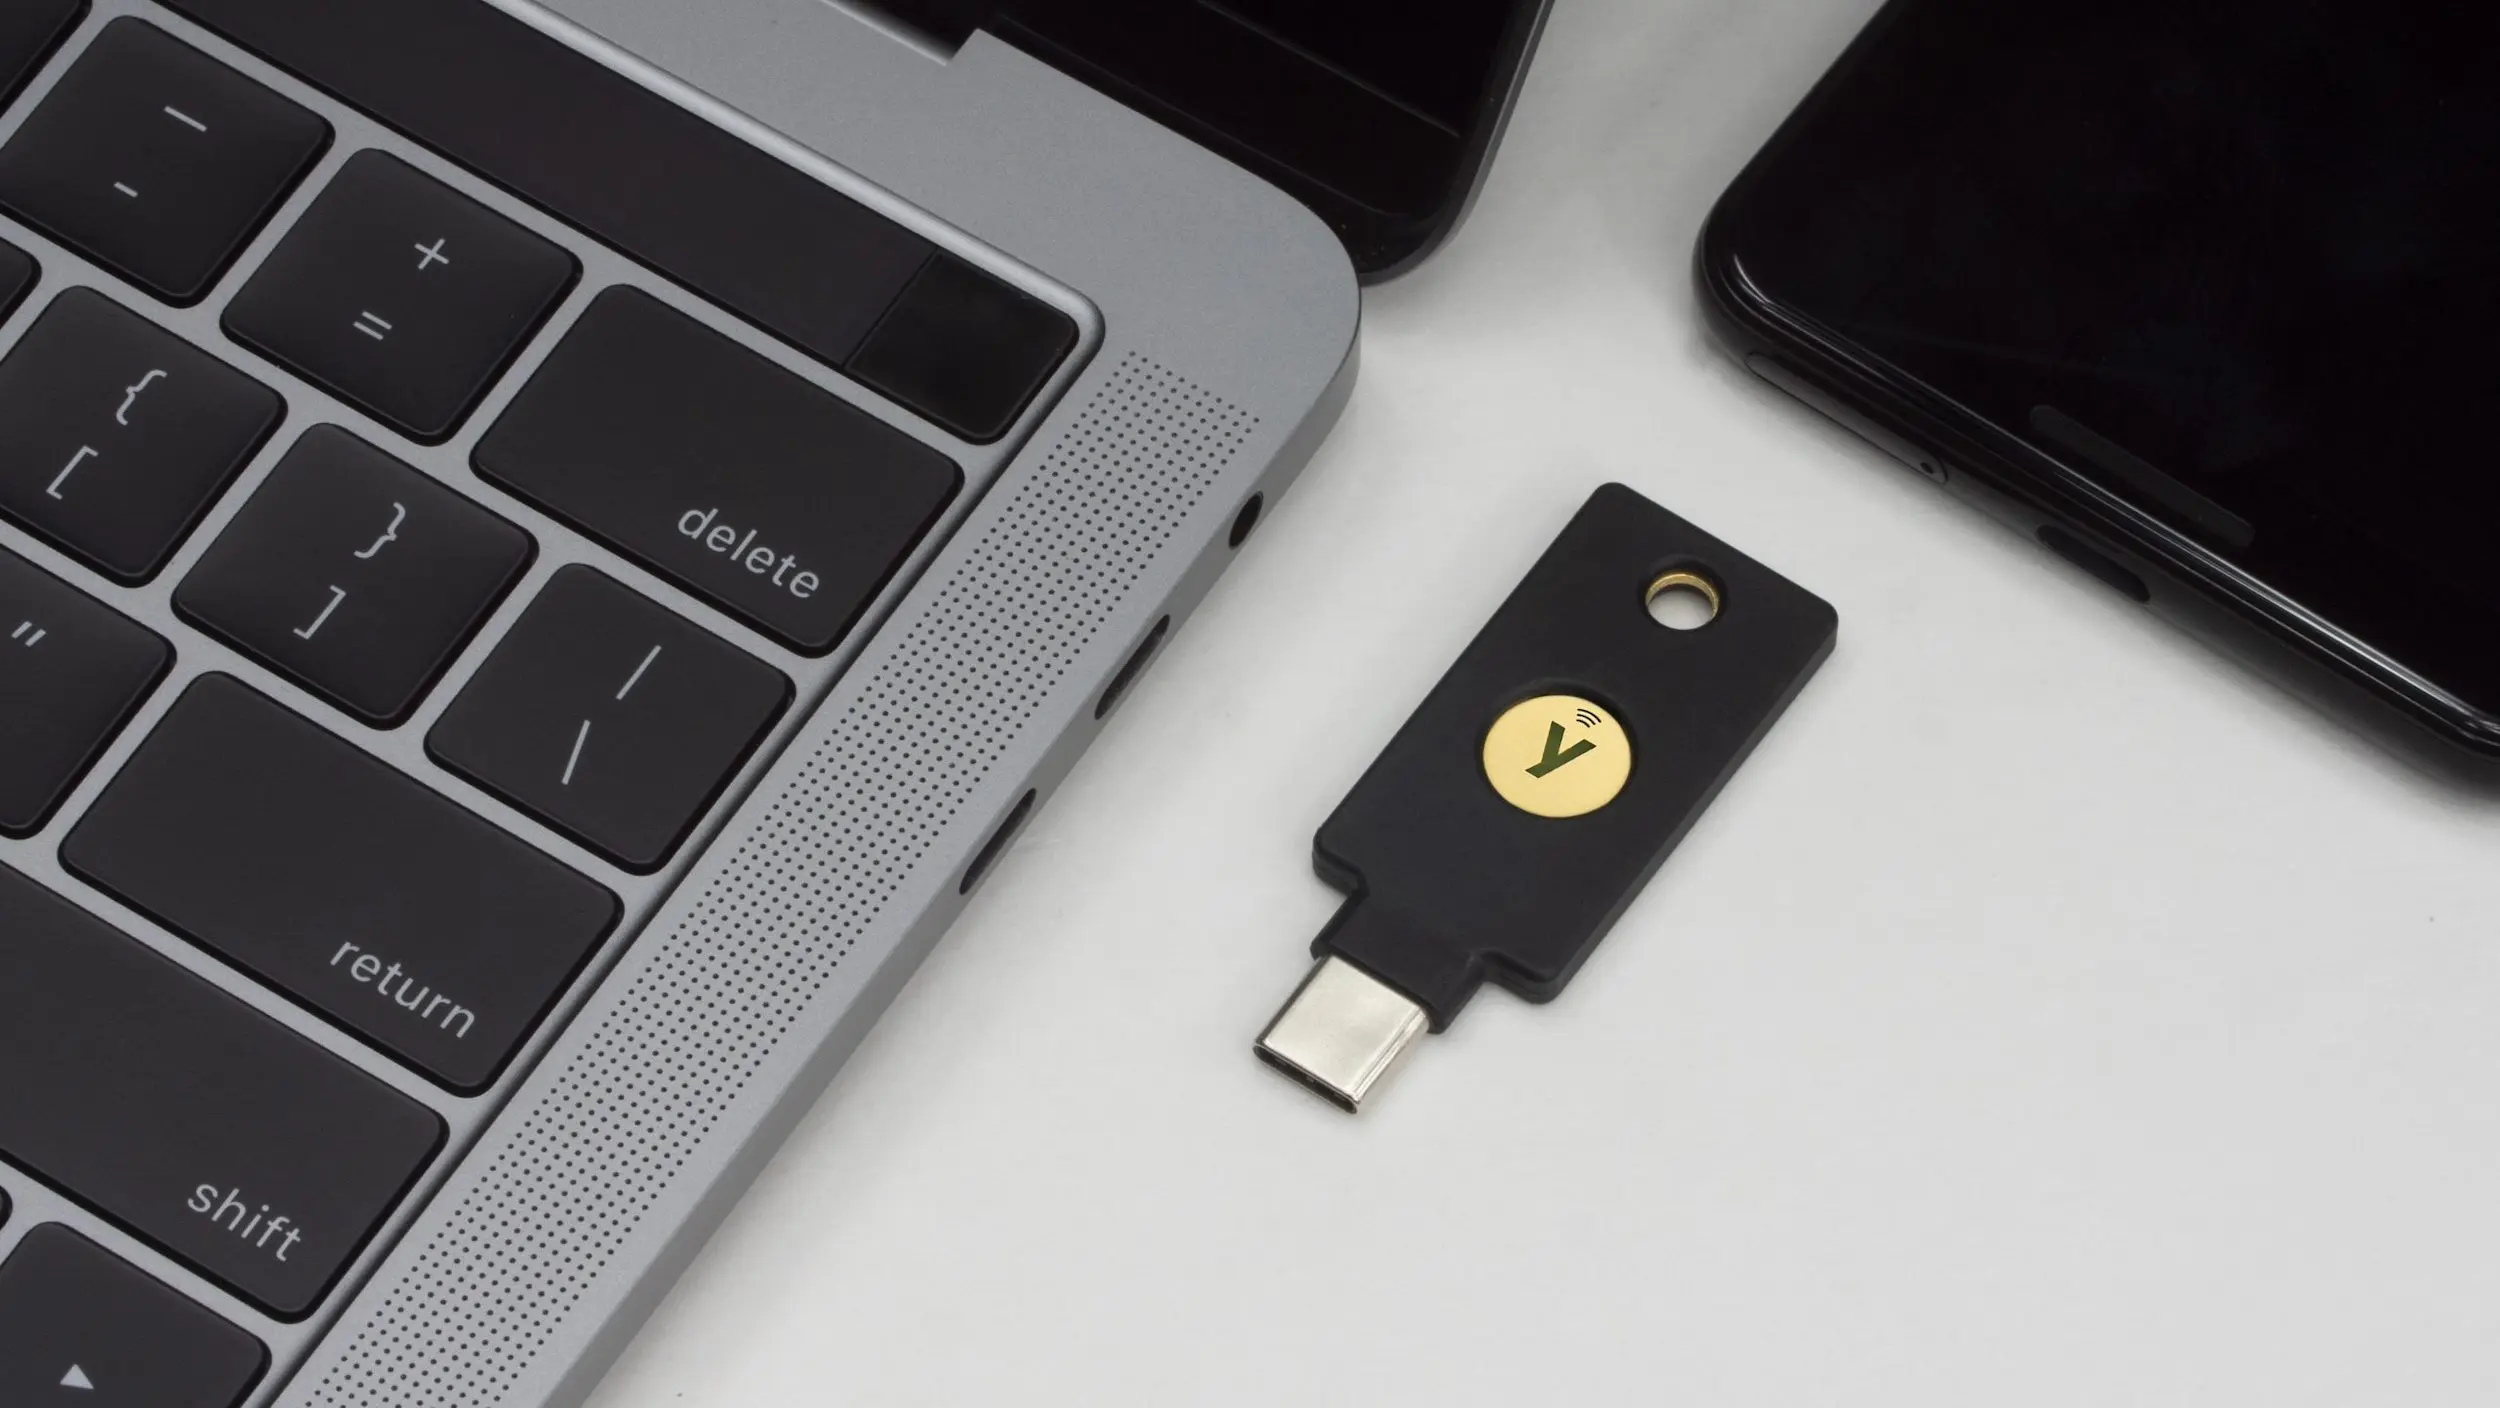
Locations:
299;353;1256;1406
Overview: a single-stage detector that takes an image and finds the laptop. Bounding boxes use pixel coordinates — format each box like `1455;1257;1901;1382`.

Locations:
0;0;1547;1403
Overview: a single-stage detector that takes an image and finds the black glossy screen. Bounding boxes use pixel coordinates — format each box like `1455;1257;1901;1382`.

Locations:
1204;0;1518;129
1721;0;2500;710
865;0;1536;274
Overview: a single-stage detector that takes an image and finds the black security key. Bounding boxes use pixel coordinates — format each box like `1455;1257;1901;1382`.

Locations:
0;860;444;1316
177;427;533;724
476;288;960;653
0;544;170;836
0;1226;266;1407
0;0;84;111
0;20;327;304
430;567;792;872
1255;485;1837;1110
64;676;621;1092
225;151;576;442
0;289;283;581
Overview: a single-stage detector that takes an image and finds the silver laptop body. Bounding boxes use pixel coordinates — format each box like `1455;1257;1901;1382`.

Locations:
0;1;1356;1403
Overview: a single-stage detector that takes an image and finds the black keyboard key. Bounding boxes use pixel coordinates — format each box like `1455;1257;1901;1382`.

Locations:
476;289;959;653
160;0;930;368
0;20;327;304
0;1;83;112
64;676;621;1092
0;1226;266;1407
176;427;531;724
0;289;283;582
850;254;1078;443
0;544;170;836
0;236;35;322
0;860;443;1317
430;568;791;872
224;151;575;442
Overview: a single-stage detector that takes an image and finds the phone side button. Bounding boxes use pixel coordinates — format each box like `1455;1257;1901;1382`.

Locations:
2036;525;2151;603
1744;353;1948;484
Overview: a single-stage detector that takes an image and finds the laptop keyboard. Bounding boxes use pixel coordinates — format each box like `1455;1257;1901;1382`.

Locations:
0;0;1085;1399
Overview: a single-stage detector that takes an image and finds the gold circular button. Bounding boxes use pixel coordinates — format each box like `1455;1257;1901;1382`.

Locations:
1480;694;1633;818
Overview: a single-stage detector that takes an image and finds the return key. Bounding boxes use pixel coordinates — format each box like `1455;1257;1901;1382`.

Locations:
63;676;621;1092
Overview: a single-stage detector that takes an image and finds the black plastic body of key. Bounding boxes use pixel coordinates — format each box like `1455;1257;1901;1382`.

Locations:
428;567;792;872
0;0;84;111
0;19;328;304
0;858;444;1317
0;288;284;582
0;1226;267;1407
0;543;170;836
65;675;621;1092
0;235;34;321
177;426;533;724
1312;484;1838;1027
224;150;576;442
475;289;960;654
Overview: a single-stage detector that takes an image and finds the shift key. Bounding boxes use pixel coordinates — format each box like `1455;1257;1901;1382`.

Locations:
64;675;622;1093
475;288;961;654
0;861;442;1318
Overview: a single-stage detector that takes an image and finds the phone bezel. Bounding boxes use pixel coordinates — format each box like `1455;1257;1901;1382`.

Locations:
1696;206;2500;776
1688;0;2500;776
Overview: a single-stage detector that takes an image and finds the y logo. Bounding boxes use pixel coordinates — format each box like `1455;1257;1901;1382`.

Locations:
1480;694;1633;818
1525;721;1596;778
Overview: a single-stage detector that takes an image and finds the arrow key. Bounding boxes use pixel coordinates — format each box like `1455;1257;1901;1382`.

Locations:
0;1225;266;1406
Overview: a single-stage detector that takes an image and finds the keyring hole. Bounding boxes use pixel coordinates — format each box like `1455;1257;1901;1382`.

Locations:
1644;571;1721;630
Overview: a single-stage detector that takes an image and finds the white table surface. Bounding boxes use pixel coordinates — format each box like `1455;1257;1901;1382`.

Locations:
592;1;2500;1402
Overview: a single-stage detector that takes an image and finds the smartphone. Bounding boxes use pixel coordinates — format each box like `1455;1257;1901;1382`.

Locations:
1698;0;2500;777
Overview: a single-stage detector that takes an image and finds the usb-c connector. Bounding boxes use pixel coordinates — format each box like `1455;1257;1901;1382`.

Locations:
1253;957;1427;1112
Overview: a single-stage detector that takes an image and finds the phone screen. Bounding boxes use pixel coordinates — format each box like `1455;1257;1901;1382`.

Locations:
1718;0;2500;711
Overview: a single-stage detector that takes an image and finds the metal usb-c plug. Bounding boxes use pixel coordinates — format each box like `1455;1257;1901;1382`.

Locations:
1253;956;1427;1113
